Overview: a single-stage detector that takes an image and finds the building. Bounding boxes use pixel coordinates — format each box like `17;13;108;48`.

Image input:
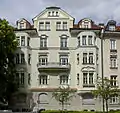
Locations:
11;7;120;111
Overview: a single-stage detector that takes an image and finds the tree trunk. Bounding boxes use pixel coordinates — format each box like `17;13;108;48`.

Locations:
105;99;108;113
61;102;64;113
103;98;105;112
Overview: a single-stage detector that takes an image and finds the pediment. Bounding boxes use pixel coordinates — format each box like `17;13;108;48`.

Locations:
81;66;95;72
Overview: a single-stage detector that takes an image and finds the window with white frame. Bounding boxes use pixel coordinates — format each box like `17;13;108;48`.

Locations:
83;21;89;28
82;35;87;45
39;22;44;30
110;39;116;50
60;38;67;48
109;25;115;31
83;72;94;86
17;36;20;46
110;55;117;68
45;22;50;30
60;75;68;85
21;53;25;64
83;53;87;64
56;22;61;30
89;53;93;64
39;75;48;85
110;75;117;87
20;23;24;29
63;22;67;30
21;36;25;46
88;35;92;45
39;55;48;65
59;55;68;65
40;37;47;48
110;95;119;104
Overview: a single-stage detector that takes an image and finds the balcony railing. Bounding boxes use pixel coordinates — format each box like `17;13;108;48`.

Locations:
37;62;71;70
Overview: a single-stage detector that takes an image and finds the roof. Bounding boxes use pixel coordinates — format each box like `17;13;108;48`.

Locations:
46;6;60;9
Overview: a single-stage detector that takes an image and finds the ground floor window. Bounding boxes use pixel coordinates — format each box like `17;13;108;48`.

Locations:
110;95;119;104
60;75;68;85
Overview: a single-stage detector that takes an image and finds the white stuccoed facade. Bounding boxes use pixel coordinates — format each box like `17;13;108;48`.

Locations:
12;7;120;112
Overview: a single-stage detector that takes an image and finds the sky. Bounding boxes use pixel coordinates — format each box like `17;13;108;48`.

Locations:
1;0;120;26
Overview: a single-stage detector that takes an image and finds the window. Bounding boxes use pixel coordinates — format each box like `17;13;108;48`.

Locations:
89;73;93;84
39;55;48;65
110;75;117;86
83;73;88;85
28;54;31;65
77;54;79;65
63;22;67;30
109;26;115;31
40;38;47;48
83;53;87;64
56;22;61;30
60;75;68;85
16;53;20;64
110;55;117;68
88;36;92;45
21;54;25;64
56;12;58;16
17;36;20;46
52;11;54;16
21;36;25;46
16;72;25;87
39;75;48;85
27;37;30;46
60;55;68;65
21;73;25;85
39;22;44;30
78;37;80;47
28;73;31;85
20;23;24;29
45;22;50;30
110;39;116;50
77;73;79;85
110;95;119;104
83;72;94;86
83;21;89;28
48;12;51;16
82;35;86;45
89;53;93;64
60;38;67;48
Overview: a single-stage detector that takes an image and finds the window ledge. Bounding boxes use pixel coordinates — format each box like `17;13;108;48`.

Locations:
83;84;95;87
110;67;118;69
40;47;48;50
56;29;68;31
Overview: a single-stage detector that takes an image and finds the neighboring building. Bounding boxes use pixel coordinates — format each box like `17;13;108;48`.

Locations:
11;7;120;111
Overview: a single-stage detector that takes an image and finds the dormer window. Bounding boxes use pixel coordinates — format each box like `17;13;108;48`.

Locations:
84;21;89;28
109;25;115;31
20;23;24;29
48;12;51;16
48;11;59;17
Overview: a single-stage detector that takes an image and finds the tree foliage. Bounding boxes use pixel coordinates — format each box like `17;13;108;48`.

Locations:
92;77;119;113
0;19;18;106
52;86;76;111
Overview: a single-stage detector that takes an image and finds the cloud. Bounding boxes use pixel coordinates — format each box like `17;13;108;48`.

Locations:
0;0;120;25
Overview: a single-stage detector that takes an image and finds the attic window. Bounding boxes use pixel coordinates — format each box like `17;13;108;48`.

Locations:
20;23;24;29
48;12;51;16
84;21;89;28
109;25;115;31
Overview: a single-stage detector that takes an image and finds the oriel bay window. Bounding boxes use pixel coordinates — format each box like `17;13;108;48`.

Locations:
82;35;86;45
39;55;48;65
21;36;25;46
88;35;92;45
83;72;94;87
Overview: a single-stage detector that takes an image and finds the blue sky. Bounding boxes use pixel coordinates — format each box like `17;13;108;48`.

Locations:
1;0;120;25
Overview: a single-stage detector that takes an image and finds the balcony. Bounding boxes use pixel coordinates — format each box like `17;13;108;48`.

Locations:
37;62;71;71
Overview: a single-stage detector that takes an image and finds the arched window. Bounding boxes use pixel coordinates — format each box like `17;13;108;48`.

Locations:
38;93;48;104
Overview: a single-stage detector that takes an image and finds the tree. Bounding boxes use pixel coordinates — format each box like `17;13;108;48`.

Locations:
52;86;76;112
0;19;18;107
92;77;119;113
